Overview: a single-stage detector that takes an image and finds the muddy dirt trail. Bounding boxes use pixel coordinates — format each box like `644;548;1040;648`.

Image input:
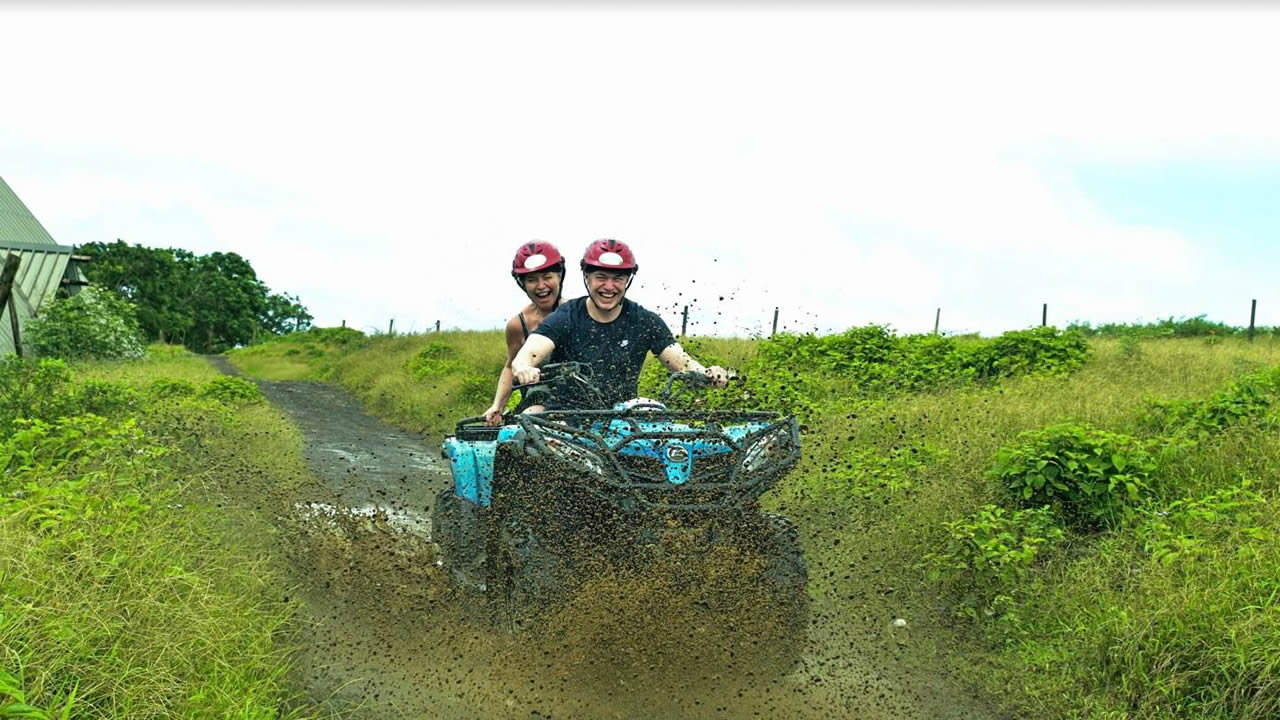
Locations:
209;357;1009;720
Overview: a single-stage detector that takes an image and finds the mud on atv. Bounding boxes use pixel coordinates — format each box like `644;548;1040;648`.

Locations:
432;363;808;668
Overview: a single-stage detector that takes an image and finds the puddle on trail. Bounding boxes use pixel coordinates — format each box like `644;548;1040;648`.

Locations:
282;502;994;720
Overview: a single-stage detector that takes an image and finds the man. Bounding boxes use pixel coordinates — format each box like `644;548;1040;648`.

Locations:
511;238;728;409
482;241;566;425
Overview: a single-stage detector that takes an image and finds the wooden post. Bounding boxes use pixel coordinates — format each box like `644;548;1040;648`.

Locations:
681;305;688;336
1042;303;1047;327
934;308;940;335
8;300;20;357
341;319;346;328
1249;299;1257;342
388;318;395;336
435;319;441;333
0;254;22;357
771;307;779;337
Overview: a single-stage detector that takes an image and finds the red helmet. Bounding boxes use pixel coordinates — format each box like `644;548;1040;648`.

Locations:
580;238;638;273
511;241;565;277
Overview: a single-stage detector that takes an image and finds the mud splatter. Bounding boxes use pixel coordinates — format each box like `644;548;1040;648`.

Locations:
210;357;1007;720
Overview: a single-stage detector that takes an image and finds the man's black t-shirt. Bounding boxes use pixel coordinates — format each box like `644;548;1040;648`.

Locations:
531;297;677;409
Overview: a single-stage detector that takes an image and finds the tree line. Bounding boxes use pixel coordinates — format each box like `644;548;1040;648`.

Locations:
78;240;313;353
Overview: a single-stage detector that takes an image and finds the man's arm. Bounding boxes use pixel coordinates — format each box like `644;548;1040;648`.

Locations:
658;343;729;388
512;333;556;385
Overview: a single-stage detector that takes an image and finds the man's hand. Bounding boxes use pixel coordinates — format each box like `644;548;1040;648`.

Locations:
512;362;541;385
483;404;504;426
704;365;730;389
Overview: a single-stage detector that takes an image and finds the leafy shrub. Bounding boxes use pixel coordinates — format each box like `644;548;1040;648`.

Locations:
1;414;164;497
969;327;1089;378
197;376;263;404
922;505;1064;619
407;341;464;379
1136;480;1270;566
1139;371;1278;437
0;357;74;435
756;325;1088;395
1117;332;1142;360
74;379;142;417
25;286;146;361
149;377;198;399
455;374;494;407
299;326;365;346
993;423;1156;529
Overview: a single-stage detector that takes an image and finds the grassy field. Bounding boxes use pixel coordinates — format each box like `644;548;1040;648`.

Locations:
0;347;317;719
229;326;1280;718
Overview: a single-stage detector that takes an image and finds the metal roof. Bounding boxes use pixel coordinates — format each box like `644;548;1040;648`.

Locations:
0;177;85;356
0;176;58;247
0;246;73;355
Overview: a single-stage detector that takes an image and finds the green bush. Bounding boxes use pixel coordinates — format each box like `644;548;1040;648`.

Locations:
0;357;74;435
406;341;463;379
1068;315;1245;338
455;374;494;407
149;377;198;399
993;423;1156;529
755;325;1088;395
1136;480;1271;566
298;326;365;346
73;379;142;417
197;376;264;405
969;327;1090;378
26;286;146;361
922;504;1063;619
1139;371;1278;437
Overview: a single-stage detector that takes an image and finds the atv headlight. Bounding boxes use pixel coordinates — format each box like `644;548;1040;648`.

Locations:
544;435;606;477
740;425;793;474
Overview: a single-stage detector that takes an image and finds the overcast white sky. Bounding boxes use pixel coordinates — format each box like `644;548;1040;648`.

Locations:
2;5;1278;337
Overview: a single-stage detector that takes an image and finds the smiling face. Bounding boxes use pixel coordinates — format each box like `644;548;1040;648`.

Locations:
585;269;631;312
520;270;561;312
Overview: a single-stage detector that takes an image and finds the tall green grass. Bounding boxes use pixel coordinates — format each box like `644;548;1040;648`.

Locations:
0;348;318;719
230;327;1280;718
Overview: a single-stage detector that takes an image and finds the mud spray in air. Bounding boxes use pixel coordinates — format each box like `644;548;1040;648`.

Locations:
211;358;1005;720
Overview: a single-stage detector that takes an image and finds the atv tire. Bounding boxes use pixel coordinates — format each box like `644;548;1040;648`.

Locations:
495;522;571;632
431;487;488;594
757;512;809;671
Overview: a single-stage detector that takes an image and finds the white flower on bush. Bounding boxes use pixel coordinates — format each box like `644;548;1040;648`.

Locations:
26;286;147;361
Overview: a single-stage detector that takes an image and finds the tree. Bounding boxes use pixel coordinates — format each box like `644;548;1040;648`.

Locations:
262;292;314;335
77;241;192;343
77;241;311;353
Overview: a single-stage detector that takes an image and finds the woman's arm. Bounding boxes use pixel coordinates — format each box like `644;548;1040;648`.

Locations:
484;315;526;425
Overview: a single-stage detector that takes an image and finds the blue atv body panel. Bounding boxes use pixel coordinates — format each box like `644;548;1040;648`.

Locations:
443;401;775;508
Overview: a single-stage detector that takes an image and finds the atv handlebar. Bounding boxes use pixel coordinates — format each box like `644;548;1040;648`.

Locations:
512;362;592;392
659;369;736;402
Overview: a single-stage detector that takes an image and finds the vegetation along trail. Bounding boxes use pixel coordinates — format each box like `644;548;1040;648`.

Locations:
211;356;1004;719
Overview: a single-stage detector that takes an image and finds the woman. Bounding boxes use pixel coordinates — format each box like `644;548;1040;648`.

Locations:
483;241;565;425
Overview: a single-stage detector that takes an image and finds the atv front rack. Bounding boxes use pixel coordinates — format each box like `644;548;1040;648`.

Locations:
498;410;801;513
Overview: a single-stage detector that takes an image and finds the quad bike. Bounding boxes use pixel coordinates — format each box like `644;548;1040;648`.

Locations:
432;362;808;666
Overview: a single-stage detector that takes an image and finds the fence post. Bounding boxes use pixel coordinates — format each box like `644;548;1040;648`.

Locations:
341;319;346;328
934;308;940;335
681;305;688;337
388;318;395;336
1042;303;1047;327
1249;299;1257;342
772;307;779;337
436;319;441;333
